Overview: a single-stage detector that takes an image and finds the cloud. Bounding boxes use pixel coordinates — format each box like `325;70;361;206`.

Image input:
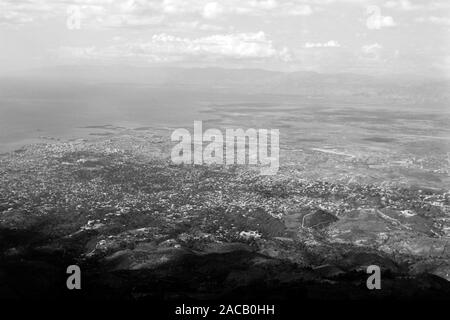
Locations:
287;4;313;16
384;0;450;11
361;43;383;59
384;0;418;11
170;20;226;31
0;0;54;26
202;2;223;19
249;0;278;10
202;0;313;17
161;0;194;15
362;43;382;53
415;16;450;26
0;0;317;28
0;11;33;26
244;0;312;16
304;40;341;48
58;31;292;62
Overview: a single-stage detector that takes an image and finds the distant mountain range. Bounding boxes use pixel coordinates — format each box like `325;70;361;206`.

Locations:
2;65;449;103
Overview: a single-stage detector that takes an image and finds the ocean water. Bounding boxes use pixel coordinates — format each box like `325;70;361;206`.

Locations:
0;83;210;152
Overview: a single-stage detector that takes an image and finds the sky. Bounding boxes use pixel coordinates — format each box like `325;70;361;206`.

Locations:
0;0;449;76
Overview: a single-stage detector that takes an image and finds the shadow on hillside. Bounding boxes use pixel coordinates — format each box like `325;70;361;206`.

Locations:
1;226;450;301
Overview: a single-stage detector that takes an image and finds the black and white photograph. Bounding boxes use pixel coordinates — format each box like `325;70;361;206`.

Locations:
0;0;449;316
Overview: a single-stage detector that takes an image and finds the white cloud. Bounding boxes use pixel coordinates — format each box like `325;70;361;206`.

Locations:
202;2;223;19
58;46;97;59
200;0;312;17
288;4;313;16
0;0;54;26
416;16;450;26
362;43;382;53
305;40;341;48
0;11;34;26
384;0;418;11
249;0;278;10
170;20;225;32
384;0;450;11
58;31;292;62
361;43;383;60
0;0;317;28
149;31;291;60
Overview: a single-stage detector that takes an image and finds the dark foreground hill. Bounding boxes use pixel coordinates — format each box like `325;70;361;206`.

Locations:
1;226;450;301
